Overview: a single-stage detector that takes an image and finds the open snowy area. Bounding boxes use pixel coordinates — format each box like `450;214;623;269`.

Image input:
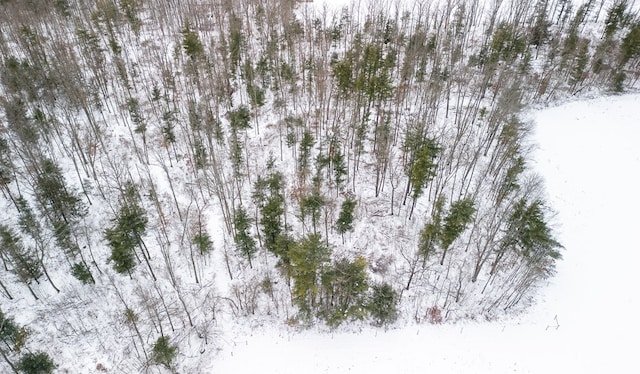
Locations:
215;94;640;373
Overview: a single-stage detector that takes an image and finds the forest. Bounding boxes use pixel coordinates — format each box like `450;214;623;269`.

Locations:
0;0;638;372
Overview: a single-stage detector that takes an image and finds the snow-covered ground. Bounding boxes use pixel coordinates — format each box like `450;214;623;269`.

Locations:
213;94;640;373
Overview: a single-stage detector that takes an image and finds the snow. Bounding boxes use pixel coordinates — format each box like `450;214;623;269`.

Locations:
214;94;640;373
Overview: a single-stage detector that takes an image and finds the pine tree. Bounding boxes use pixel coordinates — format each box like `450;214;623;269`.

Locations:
233;205;257;268
0;225;42;290
289;233;331;318
407;138;440;218
71;263;94;284
300;192;324;235
319;256;369;326
418;195;446;264
192;231;213;255
16;352;55;374
335;197;357;243
367;283;399;326
439;198;476;265
105;184;149;277
151;336;177;369
298;130;314;183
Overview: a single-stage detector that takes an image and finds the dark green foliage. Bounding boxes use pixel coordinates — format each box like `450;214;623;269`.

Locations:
246;84;265;107
54;0;71;17
229;131;243;177
333;42;395;100
332;146;347;192
367;283;399;326
440;198;476;250
181;23;204;60
233;205;257;267
193;138;207;169
272;232;295;267
0;309;19;346
2;57;46;101
120;0;142;35
490;23;527;64
320;257;369;326
418;195;445;261
105;225;137;274
335;197;357;236
529;2;550;47
569;39;590;87
229;106;251;130
16;197;41;239
105;184;147;275
620;21;640;65
161;123;176;144
610;69;626;92
0;137;13;187
497;157;525;203
603;0;631;39
151;85;161;101
0;225;42;284
229;21;244;71
151;336;177;369
355;43;395;100
17;352;55;374
71;262;94;284
298;130;314;180
253;163;286;255
300;192;324;234
408;138;440;200
284;116;302;147
193;231;213;254
127;98;145;134
289;233;331;316
331;54;353;96
35;159;85;225
509;199;562;265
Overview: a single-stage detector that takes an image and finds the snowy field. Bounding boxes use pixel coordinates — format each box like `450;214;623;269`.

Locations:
214;94;640;373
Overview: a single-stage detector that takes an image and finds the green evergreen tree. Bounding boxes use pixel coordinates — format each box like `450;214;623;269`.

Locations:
320;256;369;326
603;0;631;39
332;146;347;195
367;283;399;326
300;192;324;234
253;159;286;255
418;195;446;263
16;352;55;374
181;23;204;61
407;137;440;218
35;159;84;226
335;197;357;243
105;184;148;276
0;225;42;286
151;336;177;369
298;130;314;182
439;198;476;265
233;205;257;268
289;233;331;318
0;309;19;347
193;231;213;255
71;262;94;284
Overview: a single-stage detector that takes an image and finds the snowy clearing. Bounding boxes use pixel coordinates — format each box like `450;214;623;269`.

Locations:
214;94;640;373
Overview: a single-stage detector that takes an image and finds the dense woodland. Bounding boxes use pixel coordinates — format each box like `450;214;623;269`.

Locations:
0;0;638;372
